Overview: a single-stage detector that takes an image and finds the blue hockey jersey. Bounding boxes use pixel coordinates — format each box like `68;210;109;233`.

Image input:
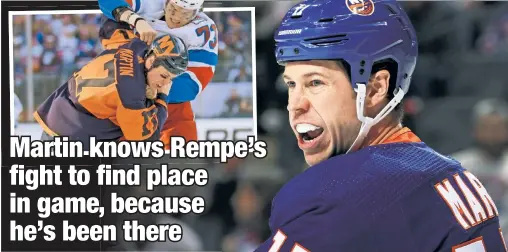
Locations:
256;128;507;251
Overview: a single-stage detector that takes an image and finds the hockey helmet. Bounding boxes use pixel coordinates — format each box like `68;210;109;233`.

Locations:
149;34;189;76
274;0;418;152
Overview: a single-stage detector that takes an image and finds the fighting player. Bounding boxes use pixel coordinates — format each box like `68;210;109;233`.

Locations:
34;19;188;149
256;0;508;251
99;0;218;148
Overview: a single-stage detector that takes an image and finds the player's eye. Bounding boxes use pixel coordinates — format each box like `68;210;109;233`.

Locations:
161;74;169;79
285;81;296;88
310;79;324;87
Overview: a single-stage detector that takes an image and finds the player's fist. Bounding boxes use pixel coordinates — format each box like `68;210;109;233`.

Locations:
146;85;157;100
158;81;172;96
135;19;157;45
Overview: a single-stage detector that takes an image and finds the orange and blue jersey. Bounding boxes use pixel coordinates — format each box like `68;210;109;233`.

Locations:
34;19;168;148
99;0;218;147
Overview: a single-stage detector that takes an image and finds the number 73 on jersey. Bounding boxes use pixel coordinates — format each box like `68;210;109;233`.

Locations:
195;24;218;49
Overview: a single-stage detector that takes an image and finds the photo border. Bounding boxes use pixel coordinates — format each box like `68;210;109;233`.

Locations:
8;7;258;140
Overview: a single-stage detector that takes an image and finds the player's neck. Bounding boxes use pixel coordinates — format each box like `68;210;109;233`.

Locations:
362;118;403;147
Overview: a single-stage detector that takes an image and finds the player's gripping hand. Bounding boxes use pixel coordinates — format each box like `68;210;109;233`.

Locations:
158;80;172;96
135;19;157;45
146;85;157;100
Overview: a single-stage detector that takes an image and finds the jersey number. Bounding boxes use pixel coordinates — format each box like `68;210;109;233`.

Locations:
74;54;117;97
195;24;218;50
453;237;486;252
271;230;507;252
452;230;507;252
269;230;309;252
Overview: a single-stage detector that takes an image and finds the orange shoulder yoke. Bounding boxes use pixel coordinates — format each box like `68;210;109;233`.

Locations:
380;127;421;145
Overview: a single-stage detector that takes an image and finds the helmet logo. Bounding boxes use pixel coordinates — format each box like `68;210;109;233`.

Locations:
291;4;310;17
346;0;375;16
155;36;176;56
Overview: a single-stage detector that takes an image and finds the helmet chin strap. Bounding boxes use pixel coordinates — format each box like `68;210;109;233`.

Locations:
346;84;405;154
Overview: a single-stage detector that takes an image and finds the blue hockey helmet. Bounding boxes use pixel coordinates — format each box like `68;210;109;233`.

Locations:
274;0;418;152
275;0;417;93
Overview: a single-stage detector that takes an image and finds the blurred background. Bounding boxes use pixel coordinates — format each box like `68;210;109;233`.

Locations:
9;1;508;251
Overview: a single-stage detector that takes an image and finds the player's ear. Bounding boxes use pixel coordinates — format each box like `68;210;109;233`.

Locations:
366;69;390;109
145;55;155;70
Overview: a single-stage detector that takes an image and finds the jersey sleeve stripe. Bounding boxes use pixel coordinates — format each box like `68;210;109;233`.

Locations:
101;29;137;50
166;72;201;103
187;66;213;91
188;49;218;66
164;66;213;103
194;46;218;54
33;111;59;136
185;71;203;93
155;99;167;109
134;0;140;12
188;61;214;68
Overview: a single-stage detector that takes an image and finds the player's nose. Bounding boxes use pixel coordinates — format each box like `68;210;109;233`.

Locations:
287;88;310;114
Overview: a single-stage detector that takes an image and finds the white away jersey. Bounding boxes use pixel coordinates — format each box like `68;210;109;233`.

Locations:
148;13;217;50
132;0;218;102
133;0;218;51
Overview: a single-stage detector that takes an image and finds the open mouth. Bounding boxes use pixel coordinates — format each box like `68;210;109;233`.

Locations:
296;123;324;143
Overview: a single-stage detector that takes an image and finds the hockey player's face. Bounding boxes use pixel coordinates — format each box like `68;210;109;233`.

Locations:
165;3;196;28
145;55;176;93
146;64;174;93
285;60;360;166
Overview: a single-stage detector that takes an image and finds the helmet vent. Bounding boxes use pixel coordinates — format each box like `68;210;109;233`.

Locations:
396;17;404;26
305;34;348;46
385;5;398;14
318;17;334;23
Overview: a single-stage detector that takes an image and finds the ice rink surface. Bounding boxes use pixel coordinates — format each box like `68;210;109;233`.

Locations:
13;123;42;139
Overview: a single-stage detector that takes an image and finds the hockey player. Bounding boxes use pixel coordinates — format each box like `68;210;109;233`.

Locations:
34;19;188;149
99;0;218;148
256;0;508;251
